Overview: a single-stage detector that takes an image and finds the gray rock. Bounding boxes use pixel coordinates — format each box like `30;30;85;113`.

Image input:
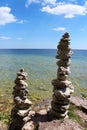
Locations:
39;119;84;130
50;32;74;119
9;69;35;130
22;121;34;130
71;96;87;113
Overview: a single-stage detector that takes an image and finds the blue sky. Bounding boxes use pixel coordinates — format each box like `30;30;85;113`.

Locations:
0;0;87;49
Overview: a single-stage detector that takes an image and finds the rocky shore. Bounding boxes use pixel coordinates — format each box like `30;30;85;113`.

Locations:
0;96;87;130
33;96;87;130
0;32;87;130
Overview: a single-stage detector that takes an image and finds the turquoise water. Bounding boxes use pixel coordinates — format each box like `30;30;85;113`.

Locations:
0;49;87;100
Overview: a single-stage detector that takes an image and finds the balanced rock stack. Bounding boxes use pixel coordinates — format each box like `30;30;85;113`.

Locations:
50;32;74;119
9;68;35;130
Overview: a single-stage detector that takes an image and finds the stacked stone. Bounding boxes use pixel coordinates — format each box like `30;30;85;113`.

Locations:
50;32;74;119
9;68;35;130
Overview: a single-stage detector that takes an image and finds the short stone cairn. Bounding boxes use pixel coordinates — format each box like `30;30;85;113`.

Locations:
9;68;35;130
49;32;74;119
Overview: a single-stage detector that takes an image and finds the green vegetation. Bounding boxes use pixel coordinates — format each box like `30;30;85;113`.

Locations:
0;91;12;126
69;104;82;125
80;88;87;98
0;78;87;129
0;113;11;125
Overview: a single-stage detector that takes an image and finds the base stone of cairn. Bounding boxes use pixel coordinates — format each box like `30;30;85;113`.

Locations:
9;68;35;130
49;32;74;119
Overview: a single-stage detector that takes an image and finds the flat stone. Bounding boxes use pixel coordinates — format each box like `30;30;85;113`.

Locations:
13;85;26;90
14;97;32;109
56;50;73;59
71;96;87;113
23;110;35;123
15;79;28;86
18;80;28;86
74;109;87;123
39;119;84;130
57;44;71;50
28;110;35;117
57;74;68;81
52;79;73;89
18;109;30;117
37;109;47;115
50;109;68;118
56;59;71;67
54;87;72;99
22;121;34;130
24;99;32;105
81;104;87;113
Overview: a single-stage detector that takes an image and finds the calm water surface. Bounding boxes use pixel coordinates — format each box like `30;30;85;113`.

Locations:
0;49;87;100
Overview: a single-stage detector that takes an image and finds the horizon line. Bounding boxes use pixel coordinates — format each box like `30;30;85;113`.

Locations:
0;48;87;50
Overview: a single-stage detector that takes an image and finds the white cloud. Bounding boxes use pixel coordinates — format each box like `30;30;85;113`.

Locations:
25;0;40;8
85;1;87;7
18;20;24;24
25;0;57;7
0;36;12;40
42;0;57;5
0;6;17;25
53;27;66;31
25;0;87;18
18;20;27;24
41;2;87;18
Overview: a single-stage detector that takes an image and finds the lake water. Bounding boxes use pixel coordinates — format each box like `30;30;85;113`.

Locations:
0;49;87;101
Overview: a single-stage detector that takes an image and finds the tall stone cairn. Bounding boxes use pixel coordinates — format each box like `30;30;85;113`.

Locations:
9;68;35;130
50;32;74;119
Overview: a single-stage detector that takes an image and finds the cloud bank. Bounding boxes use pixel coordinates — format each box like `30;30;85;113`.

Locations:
0;6;17;25
25;0;87;18
41;3;87;18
